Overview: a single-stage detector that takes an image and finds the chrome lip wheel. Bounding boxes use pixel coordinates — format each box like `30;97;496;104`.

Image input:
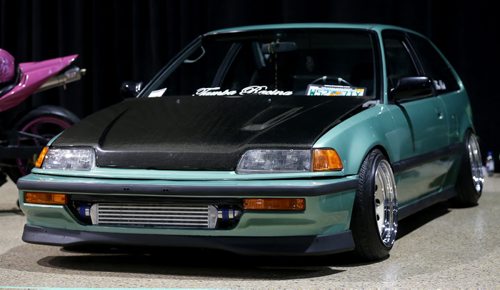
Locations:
374;160;398;247
467;134;484;193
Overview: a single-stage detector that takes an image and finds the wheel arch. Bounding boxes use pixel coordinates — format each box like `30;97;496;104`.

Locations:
354;144;393;174
368;145;391;163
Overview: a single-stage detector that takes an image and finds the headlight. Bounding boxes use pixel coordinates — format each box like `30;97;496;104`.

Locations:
237;149;311;173
36;147;95;170
236;148;343;173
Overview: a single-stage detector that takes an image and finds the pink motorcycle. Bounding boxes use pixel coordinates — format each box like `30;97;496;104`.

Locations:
0;49;85;185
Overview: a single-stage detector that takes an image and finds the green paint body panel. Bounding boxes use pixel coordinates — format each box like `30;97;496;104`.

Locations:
18;23;477;253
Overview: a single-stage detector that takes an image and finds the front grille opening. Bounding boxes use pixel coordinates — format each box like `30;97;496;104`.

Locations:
69;198;242;230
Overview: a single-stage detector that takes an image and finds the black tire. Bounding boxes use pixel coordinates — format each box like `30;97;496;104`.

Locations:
453;132;483;206
351;149;398;261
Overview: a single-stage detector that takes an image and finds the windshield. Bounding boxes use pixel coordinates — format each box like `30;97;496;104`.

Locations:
144;29;377;98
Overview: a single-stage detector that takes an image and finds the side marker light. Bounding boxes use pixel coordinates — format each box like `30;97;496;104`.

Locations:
35;146;49;168
312;148;343;171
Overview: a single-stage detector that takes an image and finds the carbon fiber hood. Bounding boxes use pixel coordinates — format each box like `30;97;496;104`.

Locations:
52;95;366;170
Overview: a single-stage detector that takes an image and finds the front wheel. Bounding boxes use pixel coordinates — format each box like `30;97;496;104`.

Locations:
6;114;76;182
350;149;398;261
453;132;484;206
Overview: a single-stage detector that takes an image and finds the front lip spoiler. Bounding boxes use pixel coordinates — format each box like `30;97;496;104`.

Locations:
22;224;355;255
17;177;359;197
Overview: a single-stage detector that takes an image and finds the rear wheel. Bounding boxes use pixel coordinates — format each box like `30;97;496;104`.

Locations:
351;149;398;261
454;132;483;206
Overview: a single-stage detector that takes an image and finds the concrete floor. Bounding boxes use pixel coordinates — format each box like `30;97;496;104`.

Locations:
0;176;499;289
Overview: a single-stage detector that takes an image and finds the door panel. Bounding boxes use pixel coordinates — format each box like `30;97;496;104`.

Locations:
382;31;451;204
394;97;451;204
398;97;447;154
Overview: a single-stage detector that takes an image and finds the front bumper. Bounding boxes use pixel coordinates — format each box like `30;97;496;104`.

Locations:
18;173;358;255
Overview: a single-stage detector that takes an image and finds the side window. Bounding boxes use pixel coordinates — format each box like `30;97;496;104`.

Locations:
409;35;460;93
383;37;418;91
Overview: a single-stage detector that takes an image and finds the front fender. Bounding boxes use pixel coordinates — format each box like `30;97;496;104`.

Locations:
314;104;411;175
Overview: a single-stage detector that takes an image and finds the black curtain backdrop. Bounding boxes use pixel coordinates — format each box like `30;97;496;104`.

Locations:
1;0;499;162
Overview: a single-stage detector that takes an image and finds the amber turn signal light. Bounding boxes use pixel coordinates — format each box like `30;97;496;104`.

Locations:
312;148;343;171
24;192;67;205
243;198;305;211
35;146;49;168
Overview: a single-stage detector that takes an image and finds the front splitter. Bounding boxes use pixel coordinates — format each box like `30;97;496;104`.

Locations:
22;224;355;256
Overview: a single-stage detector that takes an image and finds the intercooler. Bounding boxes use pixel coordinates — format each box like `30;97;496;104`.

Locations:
89;203;219;229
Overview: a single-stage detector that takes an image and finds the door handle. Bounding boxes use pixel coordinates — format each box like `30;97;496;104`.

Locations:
434;107;444;120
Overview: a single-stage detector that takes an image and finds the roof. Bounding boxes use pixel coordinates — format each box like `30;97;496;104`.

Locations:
204;23;419;37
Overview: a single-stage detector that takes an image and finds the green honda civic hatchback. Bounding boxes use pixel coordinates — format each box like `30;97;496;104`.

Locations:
18;23;483;260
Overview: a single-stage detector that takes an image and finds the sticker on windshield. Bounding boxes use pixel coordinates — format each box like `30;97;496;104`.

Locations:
194;86;293;96
148;88;167;98
306;85;365;97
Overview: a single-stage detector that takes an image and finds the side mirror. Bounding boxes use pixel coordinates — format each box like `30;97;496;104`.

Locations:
391;76;433;102
120;81;143;98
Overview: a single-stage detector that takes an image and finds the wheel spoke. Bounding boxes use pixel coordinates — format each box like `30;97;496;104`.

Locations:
374;159;398;247
467;134;484;193
374;169;385;234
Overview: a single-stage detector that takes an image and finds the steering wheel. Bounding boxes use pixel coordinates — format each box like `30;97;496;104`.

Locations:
310;75;353;87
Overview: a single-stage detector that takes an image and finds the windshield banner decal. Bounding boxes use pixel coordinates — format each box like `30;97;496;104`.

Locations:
194;86;293;96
